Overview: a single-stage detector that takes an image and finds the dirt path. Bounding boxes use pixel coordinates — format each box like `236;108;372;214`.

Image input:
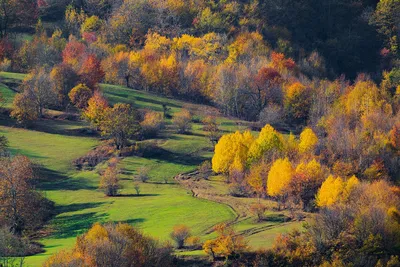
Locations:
174;172;288;237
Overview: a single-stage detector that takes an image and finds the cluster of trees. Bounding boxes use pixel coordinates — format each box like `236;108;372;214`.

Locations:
0;146;54;262
256;180;400;266
0;0;397;123
212;69;400;206
19;0;397;78
44;223;174;267
209;69;400;264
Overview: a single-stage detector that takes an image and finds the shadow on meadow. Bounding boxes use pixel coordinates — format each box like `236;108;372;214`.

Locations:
142;145;207;167
55;202;106;214
0;112;97;138
51;212;108;239
36;168;97;191
113;194;160;197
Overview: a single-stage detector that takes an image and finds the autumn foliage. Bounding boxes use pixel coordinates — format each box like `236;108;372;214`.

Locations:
203;223;247;261
44;223;174;267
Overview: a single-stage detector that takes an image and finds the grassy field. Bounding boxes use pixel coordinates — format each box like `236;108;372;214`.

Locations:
0;72;301;266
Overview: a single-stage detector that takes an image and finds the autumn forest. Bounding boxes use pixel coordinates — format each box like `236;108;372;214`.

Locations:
0;0;399;266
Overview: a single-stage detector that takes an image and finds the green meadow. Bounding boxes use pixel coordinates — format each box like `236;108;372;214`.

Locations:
0;72;299;266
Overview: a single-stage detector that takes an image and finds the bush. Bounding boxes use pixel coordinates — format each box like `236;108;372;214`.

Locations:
0;58;11;71
170;225;191;249
68;84;92;109
203;223;248;261
44;223;174;267
186;236;201;248
172;109;192;134
73;143;114;170
140;111;164;138
0;227;42;265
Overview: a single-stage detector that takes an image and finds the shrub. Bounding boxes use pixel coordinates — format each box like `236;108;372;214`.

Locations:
0;227;42;265
172;109;192;134
0;58;11;71
203;223;248;261
186;236;201;248
140;111;164;138
11;93;39;125
73;143;114;170
170;225;191;249
44;223;174;267
68;83;92;109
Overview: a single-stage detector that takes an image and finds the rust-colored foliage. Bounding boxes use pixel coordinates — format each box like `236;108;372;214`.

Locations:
79;54;105;89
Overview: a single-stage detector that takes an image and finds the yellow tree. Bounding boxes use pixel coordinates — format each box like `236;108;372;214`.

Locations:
284;82;311;123
316;175;359;207
83;91;109;128
247;124;284;164
284;133;299;159
203;223;247;261
291;159;325;208
212;131;254;174
344;80;383;119
246;162;269;196
298;127;318;154
267;158;293;197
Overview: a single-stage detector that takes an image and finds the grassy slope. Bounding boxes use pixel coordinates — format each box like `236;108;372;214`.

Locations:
0;83;16;108
0;73;235;266
0;72;300;265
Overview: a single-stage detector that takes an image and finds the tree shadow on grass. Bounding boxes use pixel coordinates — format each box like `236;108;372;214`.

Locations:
55;202;106;214
114;194;160;197
36;168;97;191
117;218;146;226
142;145;207;167
51;212;108;239
264;213;289;223
0;113;97;138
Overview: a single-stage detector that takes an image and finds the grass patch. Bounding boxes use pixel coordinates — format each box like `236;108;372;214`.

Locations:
0;83;16;108
0;72;300;265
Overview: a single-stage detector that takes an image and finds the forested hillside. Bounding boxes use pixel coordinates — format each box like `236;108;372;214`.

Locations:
0;0;399;266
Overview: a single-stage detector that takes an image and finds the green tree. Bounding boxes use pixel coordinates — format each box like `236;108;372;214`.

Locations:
99;103;140;149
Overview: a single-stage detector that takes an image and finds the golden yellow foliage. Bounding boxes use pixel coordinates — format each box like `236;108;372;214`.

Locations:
267;158;293;197
344;80;383;118
144;32;171;52
226;32;268;63
295;159;323;182
316;175;344;207
316;175;359;207
246;162;268;194
84;223;108;242
298;127;318;154
203;223;247;260
247;124;283;164
212;130;255;174
284;133;299;158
